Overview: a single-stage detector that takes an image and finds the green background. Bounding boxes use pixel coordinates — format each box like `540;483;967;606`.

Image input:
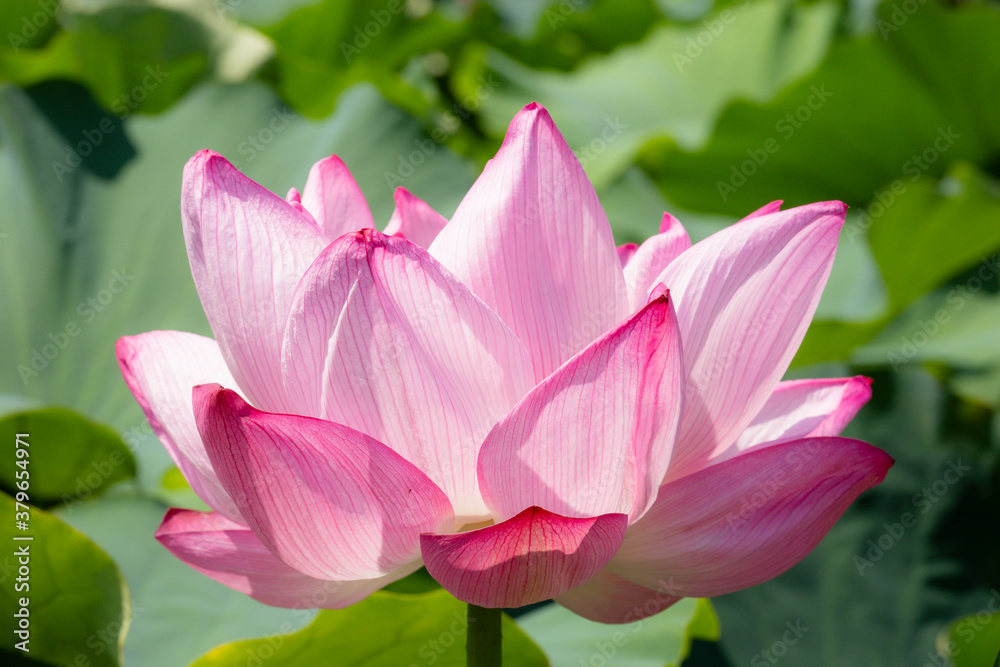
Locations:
1;0;999;665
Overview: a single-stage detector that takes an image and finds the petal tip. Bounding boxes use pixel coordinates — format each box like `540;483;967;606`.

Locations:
192;383;245;423
511;101;556;134
185;149;229;175
392;186;415;203
114;335;135;362
659;212;681;234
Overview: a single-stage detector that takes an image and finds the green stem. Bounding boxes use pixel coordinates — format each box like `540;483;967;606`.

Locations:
466;603;502;666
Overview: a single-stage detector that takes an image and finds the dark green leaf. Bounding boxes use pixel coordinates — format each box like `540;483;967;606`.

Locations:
0;408;135;507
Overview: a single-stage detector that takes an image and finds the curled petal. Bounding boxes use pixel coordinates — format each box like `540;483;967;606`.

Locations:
421;507;627;608
194;385;455;581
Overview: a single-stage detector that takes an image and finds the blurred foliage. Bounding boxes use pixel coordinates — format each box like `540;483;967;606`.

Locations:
711;368;1000;666
1;0;999;665
519;597;720;666
56;494;313;667
188;590;548;666
943;609;1000;667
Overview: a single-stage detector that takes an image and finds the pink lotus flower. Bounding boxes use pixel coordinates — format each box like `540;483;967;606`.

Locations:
117;103;891;623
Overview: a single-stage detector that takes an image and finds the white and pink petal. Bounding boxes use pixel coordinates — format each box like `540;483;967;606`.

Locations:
607;437;892;598
382;187;448;249
429;103;629;382
478;293;682;524
555;570;681;624
301;155;374;240
181;150;328;413
281;230;534;522
156;509;413;608
713;375;872;463
657;201;847;479
623;212;691;311
116;331;243;522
